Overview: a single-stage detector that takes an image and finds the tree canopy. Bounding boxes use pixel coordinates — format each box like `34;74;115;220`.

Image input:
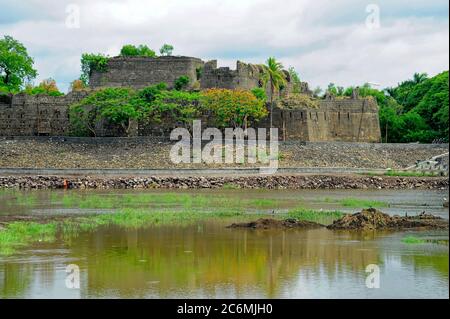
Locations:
0;35;37;93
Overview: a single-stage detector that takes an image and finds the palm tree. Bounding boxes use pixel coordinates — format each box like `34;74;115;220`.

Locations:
261;57;287;128
412;72;428;84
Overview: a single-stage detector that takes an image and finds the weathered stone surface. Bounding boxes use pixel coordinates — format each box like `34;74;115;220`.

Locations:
90;56;204;90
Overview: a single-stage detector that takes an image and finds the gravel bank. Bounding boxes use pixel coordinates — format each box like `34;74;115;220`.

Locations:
0;175;447;190
0;137;448;170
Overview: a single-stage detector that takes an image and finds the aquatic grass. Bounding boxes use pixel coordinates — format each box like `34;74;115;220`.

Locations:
402;236;427;244
221;183;240;190
0;206;350;255
0;222;57;255
52;192;282;210
339;198;388;208
86;209;247;228
0;209;250;255
12;192;38;207
321;197;387;208
384;170;439;177
360;171;440;177
285;208;345;223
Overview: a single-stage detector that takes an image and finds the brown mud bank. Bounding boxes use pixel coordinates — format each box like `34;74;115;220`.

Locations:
226;210;448;231
227;218;325;229
0;174;448;190
327;209;449;230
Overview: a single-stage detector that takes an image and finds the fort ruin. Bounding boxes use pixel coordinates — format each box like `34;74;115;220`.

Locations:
0;55;381;142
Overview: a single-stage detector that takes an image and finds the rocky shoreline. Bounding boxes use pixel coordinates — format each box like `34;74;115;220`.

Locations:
0;174;447;190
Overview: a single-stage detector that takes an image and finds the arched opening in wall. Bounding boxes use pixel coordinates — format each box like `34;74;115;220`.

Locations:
290;112;292;119
300;112;303;120
347;112;350;120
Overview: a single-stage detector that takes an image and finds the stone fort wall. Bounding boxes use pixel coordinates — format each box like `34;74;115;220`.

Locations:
90;56;294;97
268;98;381;142
90;56;205;89
0;92;380;142
0;92;88;136
0;56;381;142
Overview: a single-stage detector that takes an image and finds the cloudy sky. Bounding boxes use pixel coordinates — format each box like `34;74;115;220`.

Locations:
1;0;448;92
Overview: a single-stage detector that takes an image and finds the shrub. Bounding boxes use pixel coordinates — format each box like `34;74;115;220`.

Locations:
120;44;156;57
159;44;174;56
174;75;190;90
23;78;64;96
70;79;87;92
70;87;141;136
200;88;268;128
251;87;267;102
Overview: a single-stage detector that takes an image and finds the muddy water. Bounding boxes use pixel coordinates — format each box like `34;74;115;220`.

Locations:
0;189;448;299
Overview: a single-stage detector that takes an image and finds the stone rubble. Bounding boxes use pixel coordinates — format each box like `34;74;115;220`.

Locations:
0;175;447;190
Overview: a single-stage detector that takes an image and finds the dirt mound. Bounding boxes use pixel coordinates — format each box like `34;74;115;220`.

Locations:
227;218;325;229
327;208;448;230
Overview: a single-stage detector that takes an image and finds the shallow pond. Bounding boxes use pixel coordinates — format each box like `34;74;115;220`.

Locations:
0;188;448;298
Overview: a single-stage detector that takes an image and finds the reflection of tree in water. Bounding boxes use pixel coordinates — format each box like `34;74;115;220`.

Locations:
0;263;34;298
0;261;55;298
1;223;447;298
66;222;385;298
401;249;449;277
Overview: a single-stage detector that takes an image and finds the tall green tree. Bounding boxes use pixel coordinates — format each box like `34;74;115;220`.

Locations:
261;57;287;127
0;35;37;92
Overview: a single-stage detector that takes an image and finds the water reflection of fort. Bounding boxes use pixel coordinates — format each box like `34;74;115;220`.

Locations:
0;222;448;298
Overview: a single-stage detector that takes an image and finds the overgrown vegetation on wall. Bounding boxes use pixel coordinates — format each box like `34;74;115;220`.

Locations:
80;53;109;85
120;44;157;57
326;71;449;143
69;84;267;136
279;93;318;109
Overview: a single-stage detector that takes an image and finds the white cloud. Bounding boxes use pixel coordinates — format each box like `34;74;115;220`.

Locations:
1;0;448;92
